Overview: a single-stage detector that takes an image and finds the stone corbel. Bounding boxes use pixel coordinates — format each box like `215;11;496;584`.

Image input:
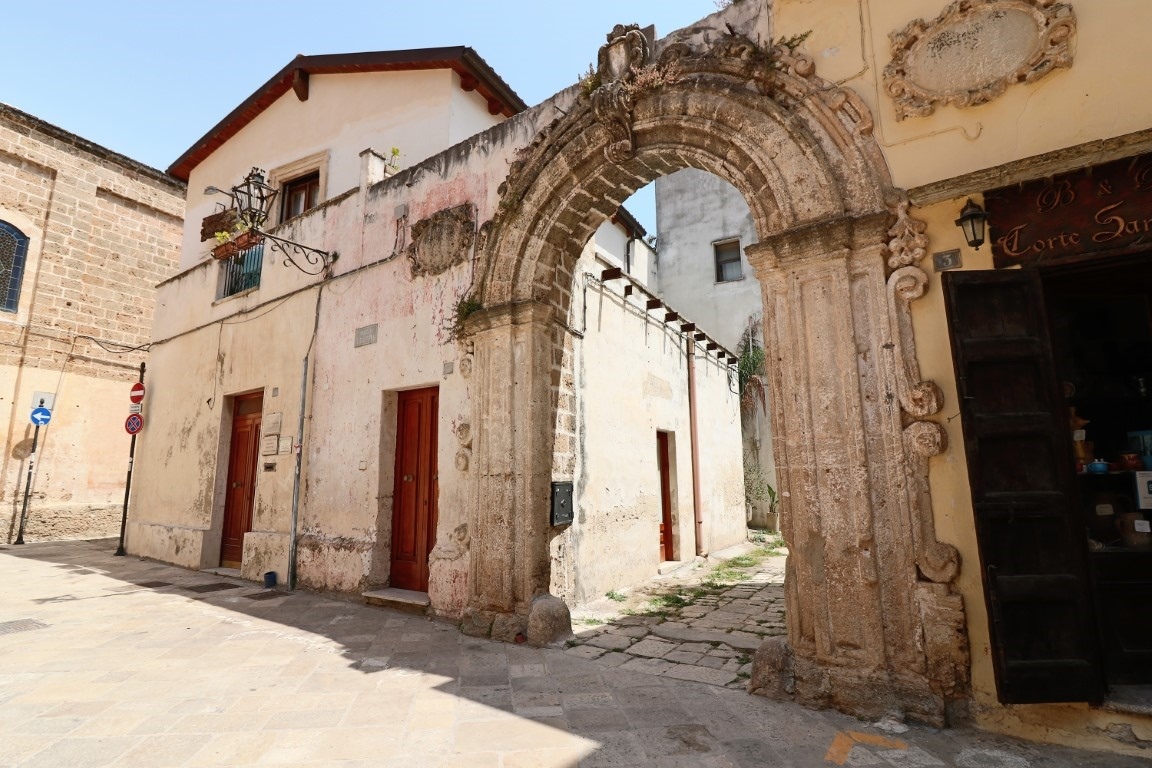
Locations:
885;203;943;419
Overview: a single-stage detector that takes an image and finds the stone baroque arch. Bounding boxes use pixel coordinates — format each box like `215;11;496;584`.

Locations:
462;24;969;726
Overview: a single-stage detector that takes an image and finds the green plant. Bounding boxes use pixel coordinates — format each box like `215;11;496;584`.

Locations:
387;146;401;170
743;450;777;514
775;31;812;52
649;592;693;610
213;221;250;245
579;63;601;98
621;61;681;100
446;294;483;342
580;617;604;626
605;589;626;602
736;319;767;418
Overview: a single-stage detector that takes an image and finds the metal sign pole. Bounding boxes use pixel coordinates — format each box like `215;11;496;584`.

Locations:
115;362;145;556
15;399;45;545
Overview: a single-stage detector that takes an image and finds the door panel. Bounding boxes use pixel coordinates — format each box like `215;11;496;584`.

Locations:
221;393;262;568
657;432;674;562
943;269;1104;704
390;387;439;592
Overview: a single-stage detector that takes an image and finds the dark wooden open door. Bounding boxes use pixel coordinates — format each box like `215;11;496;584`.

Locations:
390;387;439;592
943;269;1104;703
221;393;262;568
657;432;675;562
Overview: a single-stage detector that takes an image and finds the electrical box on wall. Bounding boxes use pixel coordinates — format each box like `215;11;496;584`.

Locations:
551;482;573;526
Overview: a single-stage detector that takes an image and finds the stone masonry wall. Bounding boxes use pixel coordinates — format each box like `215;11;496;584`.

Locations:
0;104;185;542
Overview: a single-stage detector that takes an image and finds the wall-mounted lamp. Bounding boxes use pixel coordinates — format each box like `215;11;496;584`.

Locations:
206;167;336;275
954;198;988;250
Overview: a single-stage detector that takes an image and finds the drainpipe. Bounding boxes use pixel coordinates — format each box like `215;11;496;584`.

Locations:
686;335;705;557
287;353;308;591
288;286;324;590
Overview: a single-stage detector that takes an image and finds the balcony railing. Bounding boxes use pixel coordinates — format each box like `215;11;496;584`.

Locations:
220;244;263;298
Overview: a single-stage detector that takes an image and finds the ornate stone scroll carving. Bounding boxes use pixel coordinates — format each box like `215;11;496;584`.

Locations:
884;0;1077;120
455;420;472;472
885;202;959;585
590;24;652;163
886;203;944;419
905;421;961;583
406;203;475;278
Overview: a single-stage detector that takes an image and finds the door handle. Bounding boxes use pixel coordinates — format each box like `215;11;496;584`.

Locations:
232;482;244;488
404;474;414;482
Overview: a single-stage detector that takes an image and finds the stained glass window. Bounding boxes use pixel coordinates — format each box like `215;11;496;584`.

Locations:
0;221;29;312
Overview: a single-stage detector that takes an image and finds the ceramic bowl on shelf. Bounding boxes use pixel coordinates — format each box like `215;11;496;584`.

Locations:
1087;460;1110;474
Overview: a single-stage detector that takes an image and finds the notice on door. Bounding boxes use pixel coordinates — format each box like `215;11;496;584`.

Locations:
1137;471;1152;510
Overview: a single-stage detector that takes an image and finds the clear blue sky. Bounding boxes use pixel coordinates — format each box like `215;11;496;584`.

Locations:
1;2;718;232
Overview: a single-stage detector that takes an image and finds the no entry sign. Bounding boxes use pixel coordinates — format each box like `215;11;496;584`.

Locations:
130;382;146;404
125;413;144;435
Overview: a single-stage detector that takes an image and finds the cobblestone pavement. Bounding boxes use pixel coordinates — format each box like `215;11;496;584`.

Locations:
0;538;1145;767
567;537;788;689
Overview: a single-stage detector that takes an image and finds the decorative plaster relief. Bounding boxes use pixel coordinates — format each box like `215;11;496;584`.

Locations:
590;24;652;163
406;203;476;278
884;0;1076;120
430;523;470;562
455;420;472;472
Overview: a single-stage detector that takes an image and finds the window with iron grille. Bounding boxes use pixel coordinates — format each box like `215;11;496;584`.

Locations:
220;244;263;298
280;172;320;222
714;239;742;283
0;221;29;312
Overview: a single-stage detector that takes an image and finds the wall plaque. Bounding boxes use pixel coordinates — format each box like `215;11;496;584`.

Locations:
986;151;1152;269
884;0;1076;121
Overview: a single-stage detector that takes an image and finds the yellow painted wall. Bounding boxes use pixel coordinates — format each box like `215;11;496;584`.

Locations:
772;0;1152;753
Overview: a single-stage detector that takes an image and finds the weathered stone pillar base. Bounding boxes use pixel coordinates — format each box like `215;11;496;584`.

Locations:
749;637;950;727
458;302;573;648
744;210;969;728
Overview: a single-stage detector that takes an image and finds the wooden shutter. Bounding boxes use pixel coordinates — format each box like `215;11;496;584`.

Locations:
943;269;1104;704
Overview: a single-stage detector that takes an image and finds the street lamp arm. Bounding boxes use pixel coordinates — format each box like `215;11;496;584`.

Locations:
258;229;337;275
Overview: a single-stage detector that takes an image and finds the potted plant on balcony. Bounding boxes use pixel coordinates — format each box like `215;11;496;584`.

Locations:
212;223;262;260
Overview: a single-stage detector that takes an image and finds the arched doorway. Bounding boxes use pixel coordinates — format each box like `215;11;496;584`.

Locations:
460;25;968;726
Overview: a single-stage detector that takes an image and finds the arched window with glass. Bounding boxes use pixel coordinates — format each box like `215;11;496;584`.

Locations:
0;221;29;313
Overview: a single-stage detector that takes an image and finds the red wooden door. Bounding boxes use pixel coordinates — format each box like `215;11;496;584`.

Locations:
221;393;262;568
943;270;1104;704
657;432;675;562
390;387;439;592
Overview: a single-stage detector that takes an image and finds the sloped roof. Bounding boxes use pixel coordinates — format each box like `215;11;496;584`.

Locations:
167;46;526;181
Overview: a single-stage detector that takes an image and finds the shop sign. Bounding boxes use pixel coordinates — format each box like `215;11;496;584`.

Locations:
987;152;1152;269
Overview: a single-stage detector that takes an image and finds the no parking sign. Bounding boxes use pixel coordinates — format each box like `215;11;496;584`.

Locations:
125;413;144;435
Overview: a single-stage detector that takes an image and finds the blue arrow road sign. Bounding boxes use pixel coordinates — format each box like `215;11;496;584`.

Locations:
30;407;52;426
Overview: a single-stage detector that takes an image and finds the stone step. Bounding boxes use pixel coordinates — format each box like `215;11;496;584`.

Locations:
362;587;431;615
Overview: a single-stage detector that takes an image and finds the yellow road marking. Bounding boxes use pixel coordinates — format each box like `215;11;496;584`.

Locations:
825;730;909;764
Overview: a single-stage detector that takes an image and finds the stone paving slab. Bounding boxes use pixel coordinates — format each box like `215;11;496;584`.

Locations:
0;538;1145;767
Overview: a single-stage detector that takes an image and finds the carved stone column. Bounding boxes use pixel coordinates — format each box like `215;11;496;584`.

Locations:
745;209;967;726
458;301;570;644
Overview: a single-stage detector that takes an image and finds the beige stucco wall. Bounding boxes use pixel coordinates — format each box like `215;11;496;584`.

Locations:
776;0;1152;190
179;69;507;272
550;242;745;604
0;106;184;543
763;0;1152;752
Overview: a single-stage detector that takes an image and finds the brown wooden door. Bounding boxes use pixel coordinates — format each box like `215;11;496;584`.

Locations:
390;387;439;592
943;269;1104;703
657;432;675;562
221;393;262;568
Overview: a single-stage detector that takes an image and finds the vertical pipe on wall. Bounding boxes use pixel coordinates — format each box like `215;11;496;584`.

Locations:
289;286;324;591
686;335;705;557
287;354;308;591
